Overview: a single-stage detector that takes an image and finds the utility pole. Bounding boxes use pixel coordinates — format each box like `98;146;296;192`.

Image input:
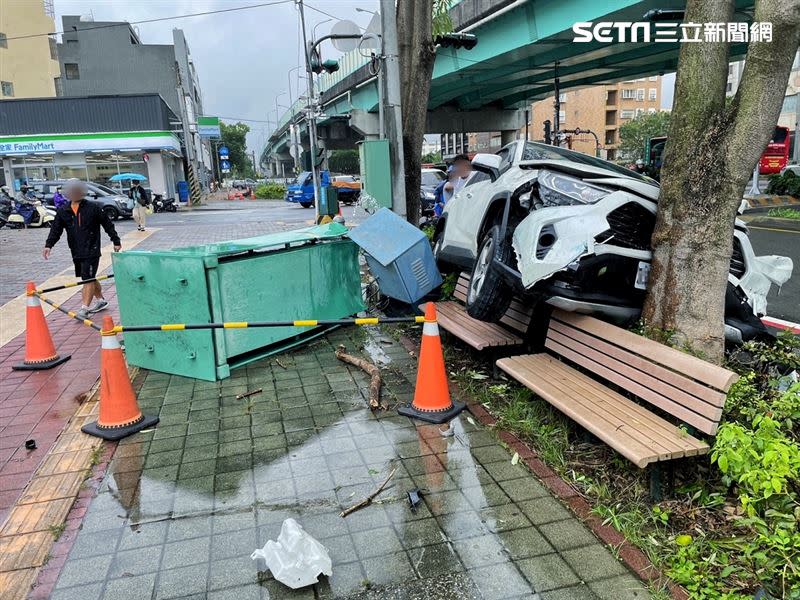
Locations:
379;0;406;217
552;61;561;146
297;0;322;223
794;90;799;164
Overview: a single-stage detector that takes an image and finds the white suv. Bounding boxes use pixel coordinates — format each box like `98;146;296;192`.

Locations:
433;141;793;343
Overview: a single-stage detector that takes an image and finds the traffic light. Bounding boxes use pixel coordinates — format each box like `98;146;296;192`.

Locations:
435;33;478;50
309;45;340;74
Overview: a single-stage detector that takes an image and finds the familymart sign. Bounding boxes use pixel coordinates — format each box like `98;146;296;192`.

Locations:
0;131;182;155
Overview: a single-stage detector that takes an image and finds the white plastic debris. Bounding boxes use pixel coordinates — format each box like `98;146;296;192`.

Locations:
250;518;332;589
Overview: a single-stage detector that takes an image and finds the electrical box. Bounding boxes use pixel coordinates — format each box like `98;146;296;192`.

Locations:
319;186;339;217
347;208;442;304
112;223;365;381
358;139;392;210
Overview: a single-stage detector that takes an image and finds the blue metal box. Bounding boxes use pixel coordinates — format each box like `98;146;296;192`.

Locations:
348;208;442;304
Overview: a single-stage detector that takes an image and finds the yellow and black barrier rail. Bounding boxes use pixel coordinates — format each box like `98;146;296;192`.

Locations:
34;292;102;331
107;316;426;334
36;274;115;294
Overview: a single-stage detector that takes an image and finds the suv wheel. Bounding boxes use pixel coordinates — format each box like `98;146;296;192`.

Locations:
466;225;513;322
103;206;120;220
300;202;312;208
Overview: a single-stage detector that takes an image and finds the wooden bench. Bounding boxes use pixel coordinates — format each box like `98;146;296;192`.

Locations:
496;309;738;497
430;272;533;353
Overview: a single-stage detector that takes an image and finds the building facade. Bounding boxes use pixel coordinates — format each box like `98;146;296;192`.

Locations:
56;17;211;191
0;0;60;100
0;94;184;198
527;77;663;161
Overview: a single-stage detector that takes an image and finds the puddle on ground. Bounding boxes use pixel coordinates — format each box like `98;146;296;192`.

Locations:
53;330;648;600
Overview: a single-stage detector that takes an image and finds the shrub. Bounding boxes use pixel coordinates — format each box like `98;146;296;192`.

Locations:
254;183;286;199
765;171;800;197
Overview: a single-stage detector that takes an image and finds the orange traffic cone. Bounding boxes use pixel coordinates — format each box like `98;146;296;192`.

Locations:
399;302;465;424
13;282;71;371
81;316;159;441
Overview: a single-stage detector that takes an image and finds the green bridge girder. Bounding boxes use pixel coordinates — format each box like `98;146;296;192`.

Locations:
263;0;753;161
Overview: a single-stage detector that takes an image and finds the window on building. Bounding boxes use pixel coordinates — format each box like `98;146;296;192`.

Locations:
635;108;644;117
64;63;80;79
1;81;13;97
648;76;658;81
558;93;566;102
648;88;657;101
620;109;635;119
648;108;657;114
558;110;566;123
0;32;7;48
621;89;636;99
636;88;645;101
66;38;78;46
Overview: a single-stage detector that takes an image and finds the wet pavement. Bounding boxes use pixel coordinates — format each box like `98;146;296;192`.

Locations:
50;326;648;599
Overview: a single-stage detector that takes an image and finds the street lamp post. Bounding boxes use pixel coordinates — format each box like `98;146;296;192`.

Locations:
297;0;322;223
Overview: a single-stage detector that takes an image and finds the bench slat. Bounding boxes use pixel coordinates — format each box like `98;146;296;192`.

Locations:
437;302;518;342
433;301;522;350
529;355;709;457
553;311;737;392
497;354;709;467
548;328;723;423
549;320;725;408
545;337;720;435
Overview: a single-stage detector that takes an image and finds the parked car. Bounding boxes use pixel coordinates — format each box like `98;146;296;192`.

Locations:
420;168;447;214
433;141;793;343
331;175;361;205
32;180;132;220
232;179;257;189
285;170;331;208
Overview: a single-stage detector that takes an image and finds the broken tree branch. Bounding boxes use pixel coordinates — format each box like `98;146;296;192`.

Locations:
335;344;383;409
340;467;397;518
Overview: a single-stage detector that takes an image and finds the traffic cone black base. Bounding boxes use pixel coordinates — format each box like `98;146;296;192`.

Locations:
399;399;465;424
13;354;71;371
82;414;159;441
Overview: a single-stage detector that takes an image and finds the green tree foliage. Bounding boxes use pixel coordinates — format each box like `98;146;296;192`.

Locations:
421;151;442;164
220;121;254;177
618;111;671;161
328;149;360;174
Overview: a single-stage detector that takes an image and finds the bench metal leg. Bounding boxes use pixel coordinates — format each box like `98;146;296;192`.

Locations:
649;463;662;501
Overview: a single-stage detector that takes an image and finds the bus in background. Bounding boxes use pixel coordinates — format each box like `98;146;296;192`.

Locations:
759;126;791;174
644;127;795;179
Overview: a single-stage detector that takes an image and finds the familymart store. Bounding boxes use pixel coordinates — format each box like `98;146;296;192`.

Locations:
0;131;184;197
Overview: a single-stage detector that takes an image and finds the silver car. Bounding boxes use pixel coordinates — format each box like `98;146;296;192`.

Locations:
433;141;793;343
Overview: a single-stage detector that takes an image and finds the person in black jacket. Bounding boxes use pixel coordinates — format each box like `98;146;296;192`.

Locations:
43;178;121;319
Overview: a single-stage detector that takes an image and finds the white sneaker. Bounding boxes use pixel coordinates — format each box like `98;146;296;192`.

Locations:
88;299;109;313
76;306;91;320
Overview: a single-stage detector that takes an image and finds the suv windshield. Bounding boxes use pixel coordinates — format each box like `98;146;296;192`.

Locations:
521;142;651;182
421;171;445;186
93;184;117;195
295;172;311;185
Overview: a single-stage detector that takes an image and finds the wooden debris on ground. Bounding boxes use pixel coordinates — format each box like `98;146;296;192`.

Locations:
340;467;397;517
335;344;383;409
236;388;263;400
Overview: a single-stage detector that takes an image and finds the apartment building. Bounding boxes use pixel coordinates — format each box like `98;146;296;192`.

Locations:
0;0;60;100
527;77;663;161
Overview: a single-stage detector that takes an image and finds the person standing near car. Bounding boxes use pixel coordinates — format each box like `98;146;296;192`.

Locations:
53;186;67;209
129;181;150;231
444;154;474;200
43;178;121;319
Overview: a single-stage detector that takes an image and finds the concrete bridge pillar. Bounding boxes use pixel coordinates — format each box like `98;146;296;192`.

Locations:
501;130;518;146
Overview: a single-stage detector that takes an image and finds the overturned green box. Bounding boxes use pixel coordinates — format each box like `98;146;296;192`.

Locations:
112;223;364;381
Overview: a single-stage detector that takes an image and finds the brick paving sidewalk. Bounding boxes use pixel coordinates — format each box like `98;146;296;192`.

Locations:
45;326;649;600
0;286;120;525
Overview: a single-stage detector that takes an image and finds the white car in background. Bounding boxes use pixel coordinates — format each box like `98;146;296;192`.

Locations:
433;141;793;343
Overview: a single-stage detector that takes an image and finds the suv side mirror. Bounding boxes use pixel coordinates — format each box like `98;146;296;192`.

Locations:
471;153;502;182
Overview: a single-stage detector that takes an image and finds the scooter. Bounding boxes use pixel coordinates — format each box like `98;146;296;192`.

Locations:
152;195;177;213
7;199;55;228
0;194;13;229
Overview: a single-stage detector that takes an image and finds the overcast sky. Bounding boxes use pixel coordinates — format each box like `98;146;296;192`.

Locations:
54;0;379;154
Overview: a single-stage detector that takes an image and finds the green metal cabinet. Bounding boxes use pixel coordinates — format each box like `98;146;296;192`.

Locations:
358;139;392;210
112;223;365;381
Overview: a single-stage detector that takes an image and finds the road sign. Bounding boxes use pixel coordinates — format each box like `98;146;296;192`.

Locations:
219;146;229;160
220;160;231;172
197;116;221;138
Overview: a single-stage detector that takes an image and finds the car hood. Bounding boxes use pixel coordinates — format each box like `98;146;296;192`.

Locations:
519;159;660;201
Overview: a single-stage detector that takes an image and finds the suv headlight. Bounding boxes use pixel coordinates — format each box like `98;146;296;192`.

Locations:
537;169;610;207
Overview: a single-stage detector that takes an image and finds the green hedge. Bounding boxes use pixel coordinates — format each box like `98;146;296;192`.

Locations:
254;183;286;199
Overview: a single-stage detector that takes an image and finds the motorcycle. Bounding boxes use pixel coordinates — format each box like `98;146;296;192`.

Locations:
0;191;13;229
152;195;177;213
6;198;55;229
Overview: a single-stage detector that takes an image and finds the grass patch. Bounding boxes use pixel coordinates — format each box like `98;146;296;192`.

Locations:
48;523;66;540
767;207;800;220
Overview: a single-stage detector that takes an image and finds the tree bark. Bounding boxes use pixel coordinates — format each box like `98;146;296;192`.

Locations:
642;0;800;363
397;0;436;226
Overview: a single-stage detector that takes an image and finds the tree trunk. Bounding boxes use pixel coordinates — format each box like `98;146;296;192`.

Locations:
397;0;436;226
642;0;800;363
